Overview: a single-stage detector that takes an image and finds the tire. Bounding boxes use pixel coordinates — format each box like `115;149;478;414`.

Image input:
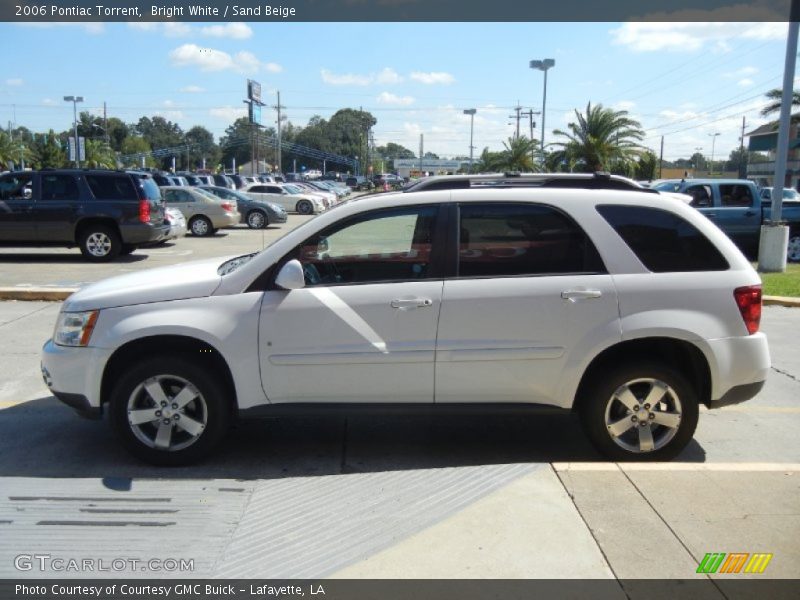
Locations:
78;224;121;262
189;215;213;237
579;362;699;462
296;200;313;215
246;210;268;229
109;356;231;466
788;230;800;263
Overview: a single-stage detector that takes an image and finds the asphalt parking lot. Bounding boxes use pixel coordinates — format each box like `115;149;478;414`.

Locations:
0;220;798;590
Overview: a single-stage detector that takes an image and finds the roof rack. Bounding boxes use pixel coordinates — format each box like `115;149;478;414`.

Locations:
401;172;658;194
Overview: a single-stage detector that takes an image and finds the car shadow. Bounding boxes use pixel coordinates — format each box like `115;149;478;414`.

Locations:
0;396;706;480
0;253;148;264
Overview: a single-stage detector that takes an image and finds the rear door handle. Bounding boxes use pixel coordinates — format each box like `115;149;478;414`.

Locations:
561;290;602;302
391;298;433;309
706;213;717;218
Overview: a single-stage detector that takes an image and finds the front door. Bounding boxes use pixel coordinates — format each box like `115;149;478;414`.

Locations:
0;172;37;242
259;204;444;403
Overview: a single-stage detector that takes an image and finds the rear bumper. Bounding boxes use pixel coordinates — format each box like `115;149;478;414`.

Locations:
707;332;770;404
710;380;766;408
119;222;171;245
211;212;241;229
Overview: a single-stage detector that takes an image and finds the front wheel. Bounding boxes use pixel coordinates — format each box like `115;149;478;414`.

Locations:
109;356;231;466
247;210;268;229
788;230;800;262
296;200;313;215
579;363;699;461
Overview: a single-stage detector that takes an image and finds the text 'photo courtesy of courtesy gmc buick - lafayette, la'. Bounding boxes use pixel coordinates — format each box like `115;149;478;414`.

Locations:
40;174;770;465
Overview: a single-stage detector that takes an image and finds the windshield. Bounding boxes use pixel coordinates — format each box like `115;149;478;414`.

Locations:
652;181;681;192
284;184;303;194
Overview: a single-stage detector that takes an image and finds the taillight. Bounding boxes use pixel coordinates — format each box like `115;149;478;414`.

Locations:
734;285;762;335
221;202;233;212
138;199;151;223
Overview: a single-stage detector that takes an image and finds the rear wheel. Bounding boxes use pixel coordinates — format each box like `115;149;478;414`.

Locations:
296;200;313;215
189;215;213;237
109;356;231;466
78;224;121;262
579;363;698;461
788;230;800;262
246;210;268;229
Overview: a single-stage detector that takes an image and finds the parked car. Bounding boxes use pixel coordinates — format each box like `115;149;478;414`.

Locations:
0;169;168;261
241;183;326;215
228;174;247;189
373;173;404;188
760;187;799;202
651;178;800;260
345;176;374;191
194;174;215;187
42;174;769;465
287;181;337;207
308;180;350;199
177;173;202;186
213;174;236;190
160;186;240;237
199;185;287;229
163;206;187;241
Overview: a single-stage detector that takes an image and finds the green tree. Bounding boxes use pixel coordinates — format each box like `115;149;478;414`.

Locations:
84;139;117;169
34;130;66;168
0;131;35;170
553;102;644;172
134;116;184;169
185;125;220;170
220;117;255;172
120;136;155;168
761;88;800;119
635;150;658;181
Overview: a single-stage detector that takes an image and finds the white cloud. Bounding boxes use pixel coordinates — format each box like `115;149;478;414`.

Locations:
200;23;253;39
180;85;206;93
6;78;23;87
610;22;786;53
265;62;283;73
376;67;403;84
410;71;455;85
169;44;272;74
377;92;415;106
163;22;192;37
320;69;372;86
42;98;57;106
209;106;248;121
614;100;637;111
738;78;755;87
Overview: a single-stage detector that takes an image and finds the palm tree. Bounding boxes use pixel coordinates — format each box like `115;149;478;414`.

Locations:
552;102;644;173
84;139;117;169
0;132;36;170
760;88;800;118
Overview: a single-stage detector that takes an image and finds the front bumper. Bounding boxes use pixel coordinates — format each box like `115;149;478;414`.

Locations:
41;339;111;417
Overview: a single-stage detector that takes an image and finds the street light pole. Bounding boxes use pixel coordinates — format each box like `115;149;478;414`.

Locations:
63;95;84;168
530;59;555;166
694;146;703;176
708;132;720;176
463;108;476;173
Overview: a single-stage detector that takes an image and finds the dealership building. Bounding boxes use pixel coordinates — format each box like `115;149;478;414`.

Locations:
393;158;468;178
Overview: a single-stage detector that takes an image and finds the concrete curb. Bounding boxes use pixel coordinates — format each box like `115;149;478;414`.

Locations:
1;286;800;307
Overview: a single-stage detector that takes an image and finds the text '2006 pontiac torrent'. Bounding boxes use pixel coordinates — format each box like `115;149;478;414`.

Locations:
41;175;770;465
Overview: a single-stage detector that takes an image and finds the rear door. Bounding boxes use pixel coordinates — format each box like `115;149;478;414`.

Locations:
435;201;620;407
34;172;82;241
0;171;37;241
163;188;197;221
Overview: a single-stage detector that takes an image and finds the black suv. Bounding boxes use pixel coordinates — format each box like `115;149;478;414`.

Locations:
0;169;169;261
345;176;374;191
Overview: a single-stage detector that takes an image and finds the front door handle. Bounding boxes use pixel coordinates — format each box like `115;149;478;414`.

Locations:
561;290;602;302
391;298;433;309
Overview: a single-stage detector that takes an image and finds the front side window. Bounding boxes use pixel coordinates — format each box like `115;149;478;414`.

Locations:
293;206;439;286
685;184;713;208
41;174;79;201
458;203;604;277
597;205;729;272
0;173;33;200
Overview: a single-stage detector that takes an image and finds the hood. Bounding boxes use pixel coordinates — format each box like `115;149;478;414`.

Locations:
63;256;229;312
661;191;693;204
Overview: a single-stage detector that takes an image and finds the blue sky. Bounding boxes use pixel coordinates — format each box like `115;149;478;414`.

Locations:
0;21;792;162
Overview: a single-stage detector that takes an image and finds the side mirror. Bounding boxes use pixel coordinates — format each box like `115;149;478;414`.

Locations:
275;259;305;290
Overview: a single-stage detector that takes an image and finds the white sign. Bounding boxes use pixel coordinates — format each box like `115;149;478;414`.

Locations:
68;136;85;162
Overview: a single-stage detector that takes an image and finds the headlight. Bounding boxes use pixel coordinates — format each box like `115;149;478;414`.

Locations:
54;310;99;347
268;203;284;212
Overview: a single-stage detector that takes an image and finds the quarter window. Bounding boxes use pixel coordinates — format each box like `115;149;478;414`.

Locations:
85;175;136;200
597;205;729;272
458;203;604;277
293;206;439;285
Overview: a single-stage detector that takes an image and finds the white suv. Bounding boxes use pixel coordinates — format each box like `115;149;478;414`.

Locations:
41;177;770;464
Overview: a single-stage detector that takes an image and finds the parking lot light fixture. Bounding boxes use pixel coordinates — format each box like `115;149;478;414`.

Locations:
530;59;555;165
63;95;84;168
708;133;720;176
463;109;477;173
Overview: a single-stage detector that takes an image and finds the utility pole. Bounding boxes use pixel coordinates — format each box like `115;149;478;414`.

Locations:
419;134;424;176
273;91;284;173
508;103;523;139
103;102;109;146
739;116;747;179
521;109;540;167
659;136;664;179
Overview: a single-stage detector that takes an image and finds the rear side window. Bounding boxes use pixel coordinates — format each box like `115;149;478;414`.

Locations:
41;174;80;201
85;175;136;200
597;205;729;272
458;203;605;277
720;184;754;207
135;176;163;203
